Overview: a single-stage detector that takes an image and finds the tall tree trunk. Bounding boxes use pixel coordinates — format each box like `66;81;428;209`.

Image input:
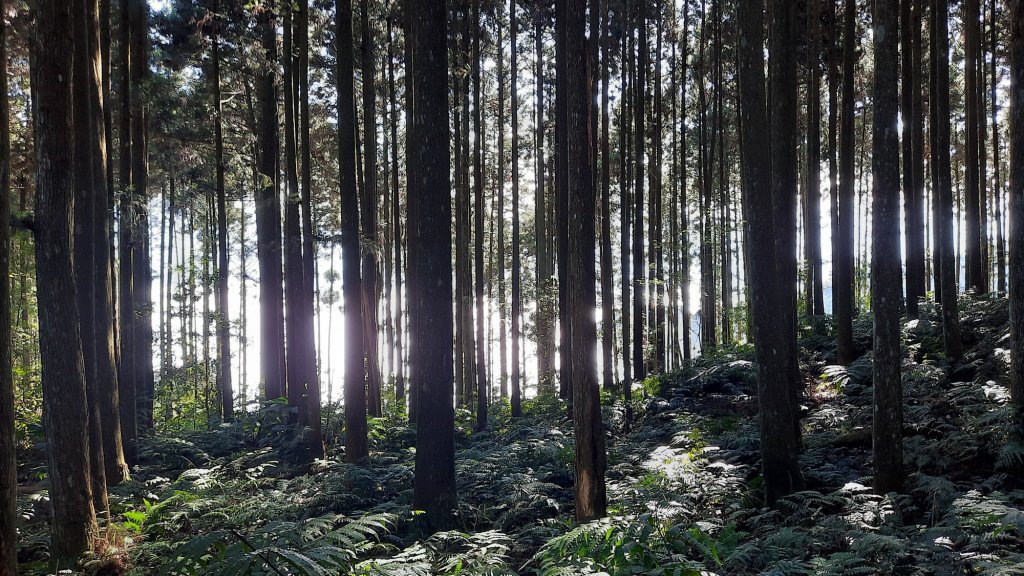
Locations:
632;0;646;379
297;0;322;453
255;0;286;401
73;0;108;513
769;0;804;451
31;0;100;561
361;0;383;418
564;0;606;522
535;14;555;396
871;0;904;495
0;0;15;567
806;0;825;317
904;0;926;316
472;0;487;431
510;0;522;417
409;0;458;531
652;2;666;366
338;0;368;462
284;0;307;425
964;0;985;293
129;0;154;432
211;0;233;423
738;0;804;506
680;3;690;360
387;17;405;403
619;0;632;393
932;0;964;358
836;0;856;364
1008;0;1023;438
117;0;138;464
599;0;614;389
496;16;508;399
556;0;572;400
994;0;1005;293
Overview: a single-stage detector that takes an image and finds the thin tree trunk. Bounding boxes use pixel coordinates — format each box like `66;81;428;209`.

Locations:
472;0;487;430
129;0;154;432
496;15;508;399
806;0;825;317
1007;0;1023;438
599;0;613;389
510;0;522;417
298;0;322;452
338;0;368;462
932;0;965;358
255;0;286;401
632;0;647;379
0;0;16;567
836;0;856;364
211;0;232;423
361;0;383;418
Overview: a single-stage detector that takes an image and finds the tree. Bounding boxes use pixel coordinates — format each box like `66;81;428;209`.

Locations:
1008;0;1023;438
31;0;99;563
964;0;985;293
0;0;14;567
72;0;108;513
297;0;323;452
338;0;368;463
409;0;457;531
737;0;804;505
510;0;522;418
632;0;646;380
211;0;233;423
903;0;926;317
871;0;904;494
805;0;825;317
835;0;856;365
564;0;606;522
599;0;614;390
255;0;287;401
129;0;155;431
117;0;137;464
932;0;964;359
471;0;487;431
361;0;383;418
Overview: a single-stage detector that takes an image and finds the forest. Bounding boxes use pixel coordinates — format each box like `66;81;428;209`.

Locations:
1;0;1024;573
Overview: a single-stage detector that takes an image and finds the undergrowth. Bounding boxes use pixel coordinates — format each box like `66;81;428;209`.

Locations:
14;298;1024;575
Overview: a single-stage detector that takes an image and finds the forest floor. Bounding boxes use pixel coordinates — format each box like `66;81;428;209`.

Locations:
14;297;1024;575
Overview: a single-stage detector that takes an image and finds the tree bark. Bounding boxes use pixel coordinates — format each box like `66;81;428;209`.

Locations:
806;0;825;317
0;0;15;567
564;0;606;522
338;0;368;462
255;0;286;401
1007;0;1023;437
836;0;856;364
361;0;383;418
409;0;458;531
871;0;905;495
510;0;522;418
31;0;100;561
72;0;108;514
932;0;965;359
128;0;154;432
964;0;985;293
632;0;646;379
739;0;805;506
599;0;614;390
